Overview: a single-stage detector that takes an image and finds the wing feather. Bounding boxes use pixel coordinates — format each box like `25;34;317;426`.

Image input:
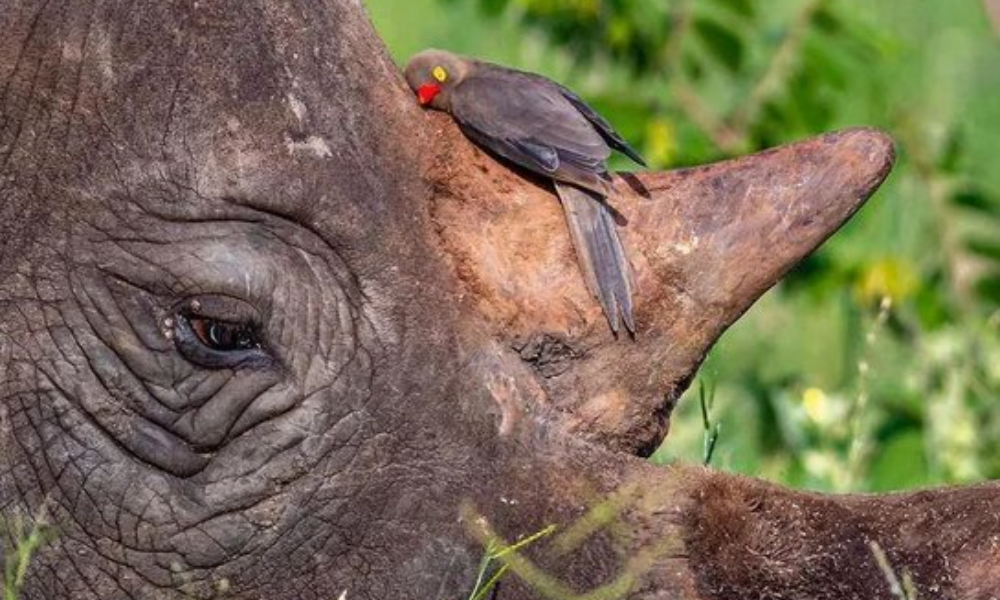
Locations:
555;84;647;167
450;69;612;192
556;183;635;334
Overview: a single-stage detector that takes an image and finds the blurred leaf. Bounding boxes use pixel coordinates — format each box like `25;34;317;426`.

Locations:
801;35;851;91
607;15;633;51
913;269;952;328
938;130;965;174
720;0;754;19
973;272;1000;302
966;237;1000;262
812;5;844;36
869;430;929;491
692;18;744;73
951;186;1000;216
481;0;508;16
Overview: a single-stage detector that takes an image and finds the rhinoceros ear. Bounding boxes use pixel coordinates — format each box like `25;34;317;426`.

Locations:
430;125;895;453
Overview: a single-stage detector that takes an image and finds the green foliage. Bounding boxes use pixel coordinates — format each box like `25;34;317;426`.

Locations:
461;489;676;600
698;379;720;466
368;0;1000;491
2;508;54;600
466;524;557;600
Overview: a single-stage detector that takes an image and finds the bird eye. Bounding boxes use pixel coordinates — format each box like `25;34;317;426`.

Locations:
165;296;274;370
432;66;448;82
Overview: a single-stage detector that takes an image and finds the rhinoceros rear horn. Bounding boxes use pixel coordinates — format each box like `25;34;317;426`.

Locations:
429;123;895;454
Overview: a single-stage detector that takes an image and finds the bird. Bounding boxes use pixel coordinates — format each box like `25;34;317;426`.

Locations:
404;49;646;335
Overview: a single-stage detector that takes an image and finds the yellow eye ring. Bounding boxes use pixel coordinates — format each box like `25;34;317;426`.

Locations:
432;66;448;82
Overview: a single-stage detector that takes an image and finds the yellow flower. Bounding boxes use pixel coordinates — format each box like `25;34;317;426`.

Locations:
854;258;919;305
645;118;676;167
803;387;828;423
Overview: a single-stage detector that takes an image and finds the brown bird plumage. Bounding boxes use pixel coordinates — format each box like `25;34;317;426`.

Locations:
405;49;645;334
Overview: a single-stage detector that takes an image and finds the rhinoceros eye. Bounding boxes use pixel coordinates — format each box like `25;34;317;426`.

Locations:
166;296;273;370
188;317;259;352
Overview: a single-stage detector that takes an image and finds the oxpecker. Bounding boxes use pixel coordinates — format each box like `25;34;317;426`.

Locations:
405;49;646;335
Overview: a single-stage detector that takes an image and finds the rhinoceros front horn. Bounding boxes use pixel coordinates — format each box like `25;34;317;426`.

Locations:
428;119;895;453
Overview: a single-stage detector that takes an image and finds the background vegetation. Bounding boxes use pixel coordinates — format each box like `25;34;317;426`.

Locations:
368;0;1000;493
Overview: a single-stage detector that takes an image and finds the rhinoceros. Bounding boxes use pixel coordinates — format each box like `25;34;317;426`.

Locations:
1;1;998;599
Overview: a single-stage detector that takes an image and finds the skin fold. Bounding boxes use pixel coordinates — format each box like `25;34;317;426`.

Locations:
4;2;995;600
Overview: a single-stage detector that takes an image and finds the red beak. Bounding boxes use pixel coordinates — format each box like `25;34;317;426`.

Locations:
417;83;442;106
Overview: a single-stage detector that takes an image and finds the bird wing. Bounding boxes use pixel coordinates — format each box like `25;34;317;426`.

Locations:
449;65;637;334
553;83;647;167
450;69;613;194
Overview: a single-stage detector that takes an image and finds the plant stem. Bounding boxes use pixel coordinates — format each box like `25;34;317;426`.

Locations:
900;123;977;312
662;0;694;76
729;0;827;137
845;296;892;490
672;82;745;154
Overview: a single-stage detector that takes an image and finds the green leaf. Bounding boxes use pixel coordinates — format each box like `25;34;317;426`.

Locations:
965;236;1000;262
973;272;1000;303
937;130;965;173
722;0;754;19
952;186;1000;216
869;430;929;492
692;17;745;73
812;5;844;36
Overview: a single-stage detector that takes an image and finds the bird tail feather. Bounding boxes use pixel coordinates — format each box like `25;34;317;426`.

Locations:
555;182;636;334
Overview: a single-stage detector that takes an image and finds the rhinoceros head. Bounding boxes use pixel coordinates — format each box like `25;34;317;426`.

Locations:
0;2;900;599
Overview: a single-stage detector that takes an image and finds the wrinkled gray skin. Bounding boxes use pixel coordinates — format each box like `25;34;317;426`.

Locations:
2;1;667;598
0;1;508;597
7;1;991;600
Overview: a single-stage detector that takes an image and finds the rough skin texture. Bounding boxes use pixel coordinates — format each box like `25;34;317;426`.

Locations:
4;1;997;600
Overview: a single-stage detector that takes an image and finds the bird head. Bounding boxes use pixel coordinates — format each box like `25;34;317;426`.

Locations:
404;49;470;111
